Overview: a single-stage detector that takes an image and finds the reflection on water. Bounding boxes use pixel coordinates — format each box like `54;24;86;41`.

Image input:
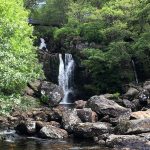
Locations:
0;137;110;150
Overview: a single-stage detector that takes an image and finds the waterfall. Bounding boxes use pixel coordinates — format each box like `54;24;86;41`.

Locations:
58;53;75;104
39;38;48;51
131;59;139;84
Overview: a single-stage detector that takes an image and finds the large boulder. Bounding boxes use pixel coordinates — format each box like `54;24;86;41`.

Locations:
124;87;139;100
131;110;150;119
116;118;150;134
106;134;149;149
86;95;131;118
76;108;98;123
62;109;82;132
40;81;64;106
39;125;68;139
73;122;112;138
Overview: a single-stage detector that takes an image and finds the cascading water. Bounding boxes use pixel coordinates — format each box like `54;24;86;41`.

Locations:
58;53;75;104
131;59;139;84
39;38;48;51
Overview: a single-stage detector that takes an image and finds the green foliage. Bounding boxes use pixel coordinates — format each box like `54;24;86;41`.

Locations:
54;27;79;40
0;0;42;94
0;94;40;115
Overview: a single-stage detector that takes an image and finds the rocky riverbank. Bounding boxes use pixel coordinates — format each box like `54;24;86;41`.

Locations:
1;80;150;149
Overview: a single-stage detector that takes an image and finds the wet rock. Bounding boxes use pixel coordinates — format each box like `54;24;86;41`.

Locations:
73;122;112;138
62;109;82;132
131;110;150;119
106;134;149;149
74;100;87;109
40;81;63;106
76;108;98;123
15;120;36;135
39;125;68;139
124;87;139;100
86;95;131;118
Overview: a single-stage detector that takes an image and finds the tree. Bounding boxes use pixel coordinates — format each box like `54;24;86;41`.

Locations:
0;0;42;94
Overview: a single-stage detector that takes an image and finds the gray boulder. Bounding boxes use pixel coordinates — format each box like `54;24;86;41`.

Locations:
124;87;139;100
76;108;98;123
106;134;149;149
116;118;150;134
40;81;64;106
73;122;112;138
62;109;82;132
86;95;131;118
39;125;68;139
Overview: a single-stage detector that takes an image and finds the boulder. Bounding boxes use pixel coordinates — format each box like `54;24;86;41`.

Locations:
62;109;82;132
74;100;87;109
131;110;150;119
122;99;136;111
76;108;98;122
15;120;36;135
143;81;150;92
24;86;35;97
106;134;149;149
28;80;41;92
86;95;131;118
36;121;61;132
39;125;68;139
124;87;139;100
40;81;64;106
138;89;150;106
73;122;112;138
116;118;150;134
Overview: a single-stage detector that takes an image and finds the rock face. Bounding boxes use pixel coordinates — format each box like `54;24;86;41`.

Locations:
73;122;112;138
39;125;68;139
86;95;130;118
40;81;64;106
62;109;82;132
38;51;59;83
76;108;98;123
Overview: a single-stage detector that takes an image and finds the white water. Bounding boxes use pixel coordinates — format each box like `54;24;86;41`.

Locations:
132;59;138;84
58;54;75;104
39;38;48;51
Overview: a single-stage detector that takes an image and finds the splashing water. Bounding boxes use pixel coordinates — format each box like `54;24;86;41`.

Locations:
39;38;48;51
58;54;75;104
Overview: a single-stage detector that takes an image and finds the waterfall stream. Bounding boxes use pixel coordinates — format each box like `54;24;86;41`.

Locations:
132;59;139;84
58;54;75;104
39;38;47;51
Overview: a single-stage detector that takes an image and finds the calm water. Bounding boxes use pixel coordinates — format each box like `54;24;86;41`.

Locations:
0;136;111;150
